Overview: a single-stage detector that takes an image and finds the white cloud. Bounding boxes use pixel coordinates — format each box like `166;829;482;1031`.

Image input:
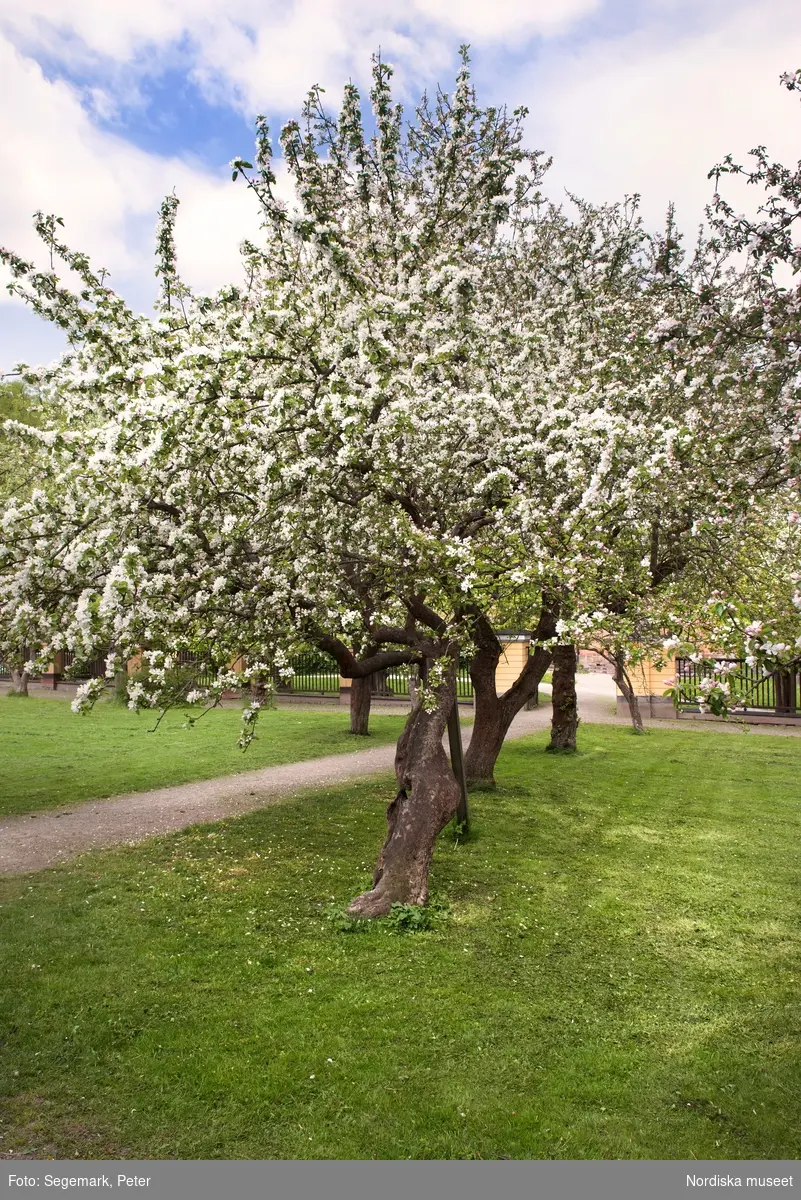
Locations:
1;0;599;116
4;0;602;61
515;0;801;232
0;33;263;370
3;0;800;371
414;0;600;40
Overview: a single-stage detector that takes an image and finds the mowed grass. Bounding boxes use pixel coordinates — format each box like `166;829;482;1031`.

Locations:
0;697;408;818
1;725;800;1161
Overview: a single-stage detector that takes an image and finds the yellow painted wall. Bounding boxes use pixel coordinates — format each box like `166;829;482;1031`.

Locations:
626;658;675;697
495;639;528;695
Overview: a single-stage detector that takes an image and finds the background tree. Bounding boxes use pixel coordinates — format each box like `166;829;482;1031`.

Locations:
0;378;49;694
657;68;801;709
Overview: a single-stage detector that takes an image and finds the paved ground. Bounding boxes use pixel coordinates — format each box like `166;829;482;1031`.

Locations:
2;675;799;876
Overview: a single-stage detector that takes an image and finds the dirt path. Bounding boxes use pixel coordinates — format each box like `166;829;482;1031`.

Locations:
2;679;798;875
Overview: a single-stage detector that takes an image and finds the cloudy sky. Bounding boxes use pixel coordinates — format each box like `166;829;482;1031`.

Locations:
1;0;799;373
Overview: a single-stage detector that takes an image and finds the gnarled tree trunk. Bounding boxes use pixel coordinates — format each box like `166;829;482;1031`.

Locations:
9;643;30;696
347;659;460;917
463;609;556;789
9;666;30;697
548;643;578;751
609;650;644;733
349;675;372;735
349;669;396;735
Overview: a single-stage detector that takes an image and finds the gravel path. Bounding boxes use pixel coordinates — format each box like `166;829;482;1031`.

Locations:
2;677;798;876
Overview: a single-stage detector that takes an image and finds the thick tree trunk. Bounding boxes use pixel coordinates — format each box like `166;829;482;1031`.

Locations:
463;619;555;789
349;675;372;735
9;668;29;697
464;642;508;789
347;661;460;917
548;644;579;751
610;651;645;733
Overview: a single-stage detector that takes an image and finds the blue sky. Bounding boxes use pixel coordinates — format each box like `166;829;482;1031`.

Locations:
1;0;799;373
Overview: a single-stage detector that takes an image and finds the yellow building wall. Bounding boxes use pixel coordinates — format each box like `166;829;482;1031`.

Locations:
495;639;528;695
626;658;675;697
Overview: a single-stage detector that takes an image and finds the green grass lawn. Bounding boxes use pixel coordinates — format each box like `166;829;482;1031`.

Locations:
0;697;407;818
1;725;799;1160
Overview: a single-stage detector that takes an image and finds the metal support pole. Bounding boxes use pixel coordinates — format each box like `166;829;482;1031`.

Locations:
447;700;470;832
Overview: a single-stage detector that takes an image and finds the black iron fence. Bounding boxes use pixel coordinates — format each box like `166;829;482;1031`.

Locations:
0;646;36;679
4;647;475;700
63;650;107;680
675;656;800;717
276;652;339;695
279;655;473;699
272;654;474;700
170;650;340;694
384;661;474;701
0;650;102;682
173;650;218;687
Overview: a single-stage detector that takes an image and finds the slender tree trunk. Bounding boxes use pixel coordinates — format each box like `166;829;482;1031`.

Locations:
370;668;392;697
610;651;645;733
464;641;507;789
9;667;29;697
548;644;579;751
349;675;372;735
347;659;460;917
775;668;795;715
526;644;552;706
463;618;555;789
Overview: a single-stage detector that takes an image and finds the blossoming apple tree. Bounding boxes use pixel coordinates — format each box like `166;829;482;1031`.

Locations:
2;52;791;911
653;69;801;713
